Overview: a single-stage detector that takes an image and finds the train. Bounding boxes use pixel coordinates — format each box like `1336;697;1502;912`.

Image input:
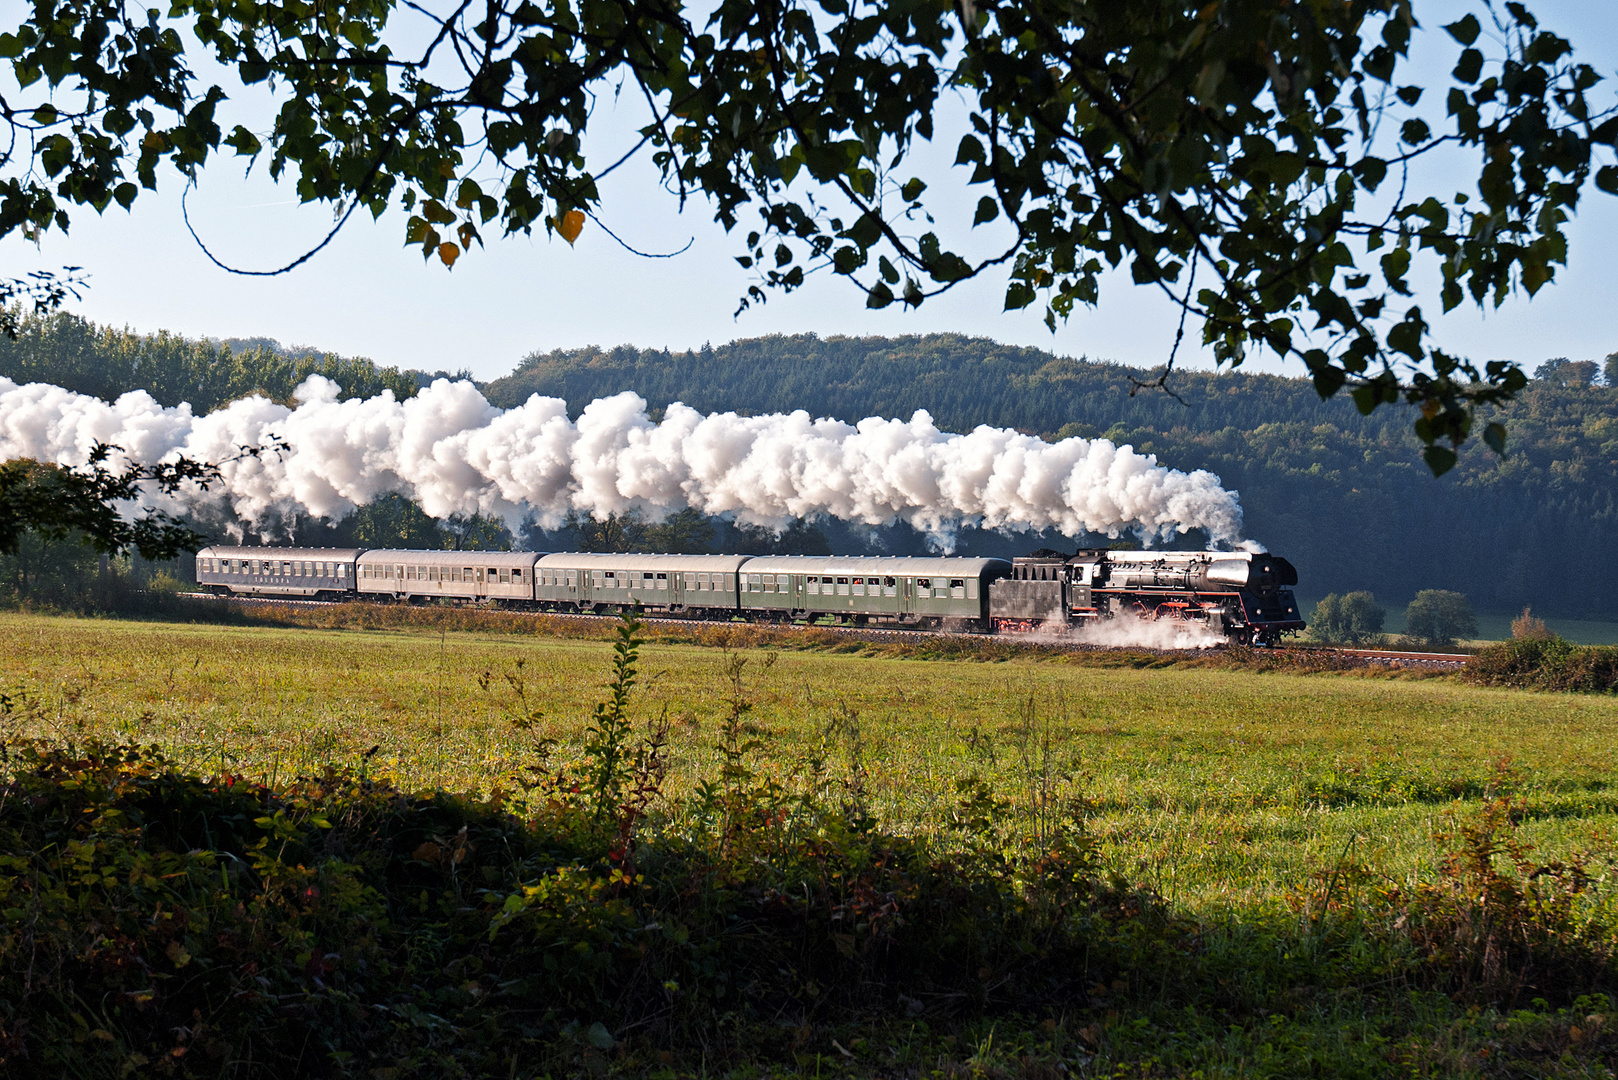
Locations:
193;544;1306;645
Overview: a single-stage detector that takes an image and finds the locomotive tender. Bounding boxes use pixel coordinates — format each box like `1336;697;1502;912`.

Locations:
194;543;1305;644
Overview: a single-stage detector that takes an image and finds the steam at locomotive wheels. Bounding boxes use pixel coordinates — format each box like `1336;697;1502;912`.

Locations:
193;546;1305;646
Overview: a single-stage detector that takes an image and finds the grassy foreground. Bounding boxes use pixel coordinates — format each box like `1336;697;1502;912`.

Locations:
3;610;1618;1077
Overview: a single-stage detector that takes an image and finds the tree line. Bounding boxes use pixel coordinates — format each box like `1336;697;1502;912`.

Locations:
0;310;428;411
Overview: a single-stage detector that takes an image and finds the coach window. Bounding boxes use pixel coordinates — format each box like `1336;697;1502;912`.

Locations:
498;568;510;584
950;578;966;599
655;572;667;590
884;576;897;597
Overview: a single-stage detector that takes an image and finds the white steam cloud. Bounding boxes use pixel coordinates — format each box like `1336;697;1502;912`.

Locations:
0;376;1245;549
1069;618;1226;651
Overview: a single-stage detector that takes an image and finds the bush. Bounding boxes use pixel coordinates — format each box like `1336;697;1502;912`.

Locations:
1309;590;1385;644
1464;637;1618;693
1404;589;1477;648
1512;606;1552;640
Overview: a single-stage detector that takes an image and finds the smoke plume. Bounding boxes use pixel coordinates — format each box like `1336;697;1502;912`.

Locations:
0;376;1245;549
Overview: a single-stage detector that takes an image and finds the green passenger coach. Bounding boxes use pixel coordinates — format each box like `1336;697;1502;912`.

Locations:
532;553;750;614
735;555;1011;628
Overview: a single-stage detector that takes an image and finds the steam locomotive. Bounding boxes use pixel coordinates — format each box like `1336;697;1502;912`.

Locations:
193;545;1304;645
989;548;1304;645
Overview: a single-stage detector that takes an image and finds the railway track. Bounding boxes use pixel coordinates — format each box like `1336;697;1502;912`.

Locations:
179;592;1475;665
1329;646;1472;667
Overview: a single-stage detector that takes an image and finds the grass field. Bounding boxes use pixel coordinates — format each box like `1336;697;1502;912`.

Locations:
5;610;1615;914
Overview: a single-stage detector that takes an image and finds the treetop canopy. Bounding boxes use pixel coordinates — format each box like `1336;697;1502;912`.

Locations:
2;0;1615;473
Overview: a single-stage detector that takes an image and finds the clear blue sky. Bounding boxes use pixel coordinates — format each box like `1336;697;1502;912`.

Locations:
3;1;1615;384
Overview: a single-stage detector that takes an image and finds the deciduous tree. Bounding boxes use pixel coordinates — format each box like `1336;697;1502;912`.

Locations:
4;0;1616;473
1405;588;1477;647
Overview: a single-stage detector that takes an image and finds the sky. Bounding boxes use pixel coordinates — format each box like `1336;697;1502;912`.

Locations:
2;1;1615;385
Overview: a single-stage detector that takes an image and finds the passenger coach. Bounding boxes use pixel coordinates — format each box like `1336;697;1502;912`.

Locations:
533;553;749;614
736;555;1011;627
195;546;360;598
355;549;542;603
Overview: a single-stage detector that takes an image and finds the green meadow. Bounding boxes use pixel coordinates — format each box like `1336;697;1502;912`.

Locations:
5;610;1615;914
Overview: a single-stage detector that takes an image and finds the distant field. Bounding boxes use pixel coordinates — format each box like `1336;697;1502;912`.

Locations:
5;611;1615;913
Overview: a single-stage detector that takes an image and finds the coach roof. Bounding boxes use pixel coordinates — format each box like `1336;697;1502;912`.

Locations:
357;549;543;567
535;553;751;572
736;555;1011;577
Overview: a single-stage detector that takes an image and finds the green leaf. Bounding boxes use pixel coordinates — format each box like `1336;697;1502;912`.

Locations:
1453;48;1483;84
900;177;925;202
1483;422;1507;455
1386;309;1426;360
973;196;998;226
1422;445;1458;476
865;281;893;308
954;135;985;166
1444;14;1481;46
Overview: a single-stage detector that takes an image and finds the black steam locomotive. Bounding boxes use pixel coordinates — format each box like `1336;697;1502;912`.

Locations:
988;548;1304;645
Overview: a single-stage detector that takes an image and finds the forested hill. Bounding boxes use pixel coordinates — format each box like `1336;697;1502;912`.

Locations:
486;335;1618;619
0;311;430;412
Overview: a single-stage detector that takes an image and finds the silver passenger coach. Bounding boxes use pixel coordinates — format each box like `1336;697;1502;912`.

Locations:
195;546;360;598
356;549;542;603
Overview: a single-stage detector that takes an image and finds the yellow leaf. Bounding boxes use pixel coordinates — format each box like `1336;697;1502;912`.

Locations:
559;209;585;245
438;242;460;267
165;940;191;968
